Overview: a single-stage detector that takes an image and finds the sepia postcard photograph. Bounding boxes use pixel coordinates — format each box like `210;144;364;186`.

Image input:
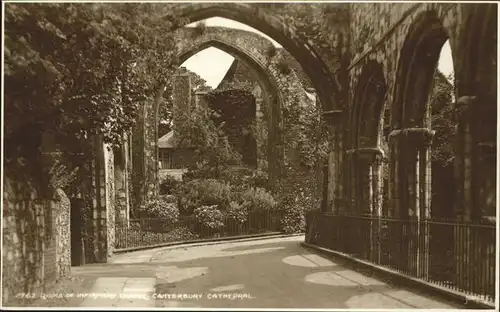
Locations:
1;0;498;310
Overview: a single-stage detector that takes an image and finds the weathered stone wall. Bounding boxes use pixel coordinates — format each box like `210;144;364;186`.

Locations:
104;144;115;257
348;3;463;118
169;3;343;110
174;26;313;181
346;3;497;220
53;189;71;279
2;179;71;306
114;135;130;224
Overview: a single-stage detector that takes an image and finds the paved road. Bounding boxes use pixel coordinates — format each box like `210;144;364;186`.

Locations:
68;236;460;309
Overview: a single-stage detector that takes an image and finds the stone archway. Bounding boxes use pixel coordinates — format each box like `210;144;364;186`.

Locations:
166;3;340;111
348;60;387;217
133;24;317;209
388;9;454;279
174;37;285;185
389;10;449;221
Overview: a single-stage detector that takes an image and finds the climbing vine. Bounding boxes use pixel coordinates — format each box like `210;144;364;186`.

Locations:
205;88;257;167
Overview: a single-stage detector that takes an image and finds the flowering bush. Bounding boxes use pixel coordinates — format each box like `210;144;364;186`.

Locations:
139;198;179;223
226;201;248;224
194;205;225;229
176;179;232;215
167;227;199;241
159;175;180;195
239;187;276;212
280;203;306;234
159;194;177;204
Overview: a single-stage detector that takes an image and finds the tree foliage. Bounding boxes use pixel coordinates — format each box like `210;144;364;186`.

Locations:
430;71;456;166
282;90;328;168
4;3;182;190
175;104;243;179
205;88;257;167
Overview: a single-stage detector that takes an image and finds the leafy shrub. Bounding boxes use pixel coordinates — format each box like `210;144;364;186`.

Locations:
279;199;306;234
226;201;248;224
176;179;232;215
248;170;269;189
159;175;180;195
139;198;179;223
167;227;199;241
239;187;276;212
194;205;225;229
159;194;177;204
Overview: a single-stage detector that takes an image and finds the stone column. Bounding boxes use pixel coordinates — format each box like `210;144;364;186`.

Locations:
388;128;434;275
114;132;130;226
90;135;110;263
454;95;497;221
255;97;266;170
194;90;208;110
453;95;496;291
322;110;344;214
103;143;115;258
388;128;434;218
172;74;192;145
351;148;384;261
353;148;384;216
172;74;192;172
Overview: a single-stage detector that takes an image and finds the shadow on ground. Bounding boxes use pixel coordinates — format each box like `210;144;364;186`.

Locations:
67;236;462;309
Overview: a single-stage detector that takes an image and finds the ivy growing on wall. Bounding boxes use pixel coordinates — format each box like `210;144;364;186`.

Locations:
205;89;257;167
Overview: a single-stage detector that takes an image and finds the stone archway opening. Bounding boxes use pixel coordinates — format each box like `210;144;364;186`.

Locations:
429;39;456;220
167;4;339;111
389;10;456;280
161;42;280;185
390;11;450;221
349;61;388;217
136;6;337;211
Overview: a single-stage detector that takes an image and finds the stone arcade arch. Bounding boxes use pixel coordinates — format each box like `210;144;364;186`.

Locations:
389;10;449;221
132;24;316;209
175;42;283;175
166;3;340;111
347;61;387;217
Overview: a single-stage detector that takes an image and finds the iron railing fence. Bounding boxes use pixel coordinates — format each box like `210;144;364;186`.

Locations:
115;210;283;250
306;212;496;304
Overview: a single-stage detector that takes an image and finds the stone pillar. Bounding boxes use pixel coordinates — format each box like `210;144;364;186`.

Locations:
114;132;130;226
103;143;115;258
173;74;192;145
90;135;110;263
352;148;384;216
322;110;344;214
350;148;385;261
194;90;208;109
266;91;285;186
388;128;434;218
453;95;496;291
454;95;497;221
388;128;434;276
255;97;266;171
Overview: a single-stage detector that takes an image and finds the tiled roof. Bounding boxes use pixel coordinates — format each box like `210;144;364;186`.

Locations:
158;130;175;148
